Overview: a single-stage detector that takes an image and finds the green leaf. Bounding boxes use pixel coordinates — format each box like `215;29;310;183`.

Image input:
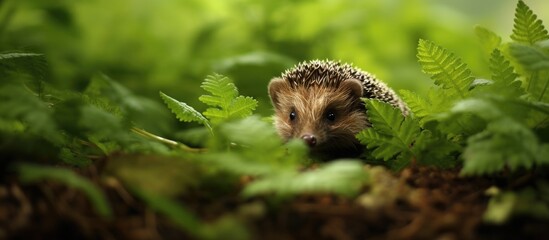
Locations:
509;43;549;71
487;49;524;97
417;39;475;98
227;96;258;118
201;116;301;176
446;99;549;175
199;74;258;124
356;100;421;167
475;25;502;53
511;0;549;45
107;154;200;198
242;160;368;197
217;116;286;162
357;129;403;161
200;153;277;176
484;186;549;224
508;44;549;102
0;84;64;145
18;164;112;218
483;191;518;224
0;52;47;79
412;130;459;168
59;147;92;167
160;91;212;132
461;117;546;175
199;74;238;108
399;88;452;125
365;100;419;146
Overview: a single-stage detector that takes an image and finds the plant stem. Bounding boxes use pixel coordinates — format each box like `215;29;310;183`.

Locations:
538;75;549;101
527;71;537;92
131;127;205;153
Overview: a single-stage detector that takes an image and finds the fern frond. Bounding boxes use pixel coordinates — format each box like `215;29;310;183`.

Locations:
365;100;419;139
445;98;549;175
160;92;212;133
357;100;419;161
412;130;459;168
509;43;549;72
474;25;502;53
508;44;549;102
399;90;428;118
228;96;258;118
199;74;238;109
199;74;258;124
461;118;546;175
357;129;404;161
488;49;523;97
202;96;258;122
511;0;549;45
417;39;474;98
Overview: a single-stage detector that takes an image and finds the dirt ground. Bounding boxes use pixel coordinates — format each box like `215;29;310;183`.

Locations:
1;160;547;240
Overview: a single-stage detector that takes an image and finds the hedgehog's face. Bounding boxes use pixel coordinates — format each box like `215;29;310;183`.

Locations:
268;78;368;159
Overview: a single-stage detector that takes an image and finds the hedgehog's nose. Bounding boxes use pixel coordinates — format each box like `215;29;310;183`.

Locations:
301;134;317;147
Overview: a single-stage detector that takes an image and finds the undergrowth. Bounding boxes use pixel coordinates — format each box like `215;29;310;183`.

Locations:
1;0;548;238
356;0;549;223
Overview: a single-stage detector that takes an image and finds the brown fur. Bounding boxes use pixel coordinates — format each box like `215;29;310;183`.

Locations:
269;78;368;159
269;60;408;159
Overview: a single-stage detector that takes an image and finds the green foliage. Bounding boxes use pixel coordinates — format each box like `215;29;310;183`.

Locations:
474;25;502;54
0;70;171;167
3;0;549;235
199;74;258;124
399;88;449;125
160;74;258;134
202;116;368;197
0;83;64;146
17;163;112;218
446;99;549;175
356;100;458;170
159;76;368;198
509;43;549;72
160;91;212;132
417;39;475;99
484;183;549;224
510;0;549;45
0;52;47;79
243;160;368;197
357;100;419;163
487;49;522;98
362;1;549;176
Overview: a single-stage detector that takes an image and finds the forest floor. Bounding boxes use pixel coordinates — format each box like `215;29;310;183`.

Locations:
1;156;548;240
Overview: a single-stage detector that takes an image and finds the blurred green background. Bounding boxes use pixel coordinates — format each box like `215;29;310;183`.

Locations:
1;0;547;120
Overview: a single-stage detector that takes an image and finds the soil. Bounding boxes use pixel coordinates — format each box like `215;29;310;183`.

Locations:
0;159;547;240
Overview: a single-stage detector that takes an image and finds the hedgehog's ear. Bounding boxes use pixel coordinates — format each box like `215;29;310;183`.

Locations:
268;77;290;106
341;79;363;98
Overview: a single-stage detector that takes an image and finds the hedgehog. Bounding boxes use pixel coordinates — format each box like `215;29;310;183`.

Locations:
268;59;408;159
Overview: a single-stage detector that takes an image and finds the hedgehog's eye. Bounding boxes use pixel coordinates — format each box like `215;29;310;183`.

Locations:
326;111;336;122
289;111;296;121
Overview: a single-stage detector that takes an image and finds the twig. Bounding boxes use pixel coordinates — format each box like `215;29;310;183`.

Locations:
131;127;205;153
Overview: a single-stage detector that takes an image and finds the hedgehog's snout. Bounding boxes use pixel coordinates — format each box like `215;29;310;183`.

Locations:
301;134;317;147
